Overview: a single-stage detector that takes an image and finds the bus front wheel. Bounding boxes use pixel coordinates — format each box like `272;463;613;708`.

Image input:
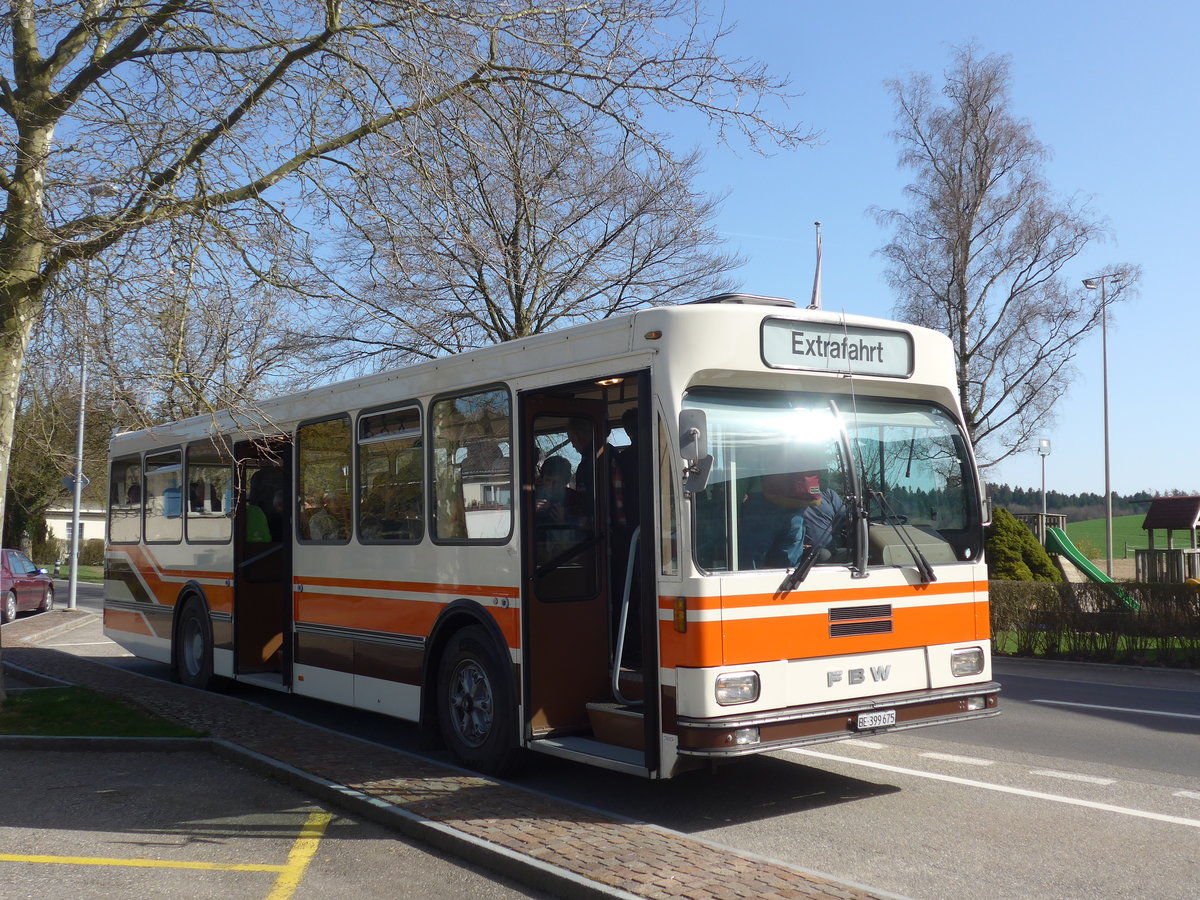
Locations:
437;625;520;775
175;599;215;690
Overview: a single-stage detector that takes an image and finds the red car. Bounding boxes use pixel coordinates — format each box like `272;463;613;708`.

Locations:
1;548;54;623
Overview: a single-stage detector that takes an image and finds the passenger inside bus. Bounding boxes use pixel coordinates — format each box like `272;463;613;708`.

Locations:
738;471;815;569
246;469;286;542
308;490;349;540
535;455;580;525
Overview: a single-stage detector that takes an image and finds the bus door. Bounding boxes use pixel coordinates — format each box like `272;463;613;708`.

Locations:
520;394;613;736
233;439;293;681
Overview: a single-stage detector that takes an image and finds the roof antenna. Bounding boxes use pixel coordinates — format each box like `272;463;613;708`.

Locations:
808;221;822;310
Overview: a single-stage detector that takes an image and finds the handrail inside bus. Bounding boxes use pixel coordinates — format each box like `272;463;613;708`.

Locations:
239;543;283;569
611;526;641;707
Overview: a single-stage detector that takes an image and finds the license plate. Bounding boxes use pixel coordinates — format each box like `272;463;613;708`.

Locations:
856;710;896;730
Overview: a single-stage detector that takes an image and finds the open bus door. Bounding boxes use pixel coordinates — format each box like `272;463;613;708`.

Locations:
233;439;293;687
520;376;658;774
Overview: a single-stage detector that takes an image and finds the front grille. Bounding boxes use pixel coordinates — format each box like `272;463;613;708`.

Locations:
828;604;891;621
829;603;893;638
830;620;894;637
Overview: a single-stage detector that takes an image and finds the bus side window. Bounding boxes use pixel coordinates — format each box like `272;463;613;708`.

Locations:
297;416;353;543
357;406;424;543
144;450;183;543
108;455;143;544
431;388;512;542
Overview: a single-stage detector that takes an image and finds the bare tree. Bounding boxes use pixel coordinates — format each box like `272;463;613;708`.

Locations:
875;44;1138;467
78;217;330;427
0;0;812;534
323;79;743;365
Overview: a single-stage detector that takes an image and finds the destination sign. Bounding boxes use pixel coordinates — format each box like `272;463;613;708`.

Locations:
761;318;914;378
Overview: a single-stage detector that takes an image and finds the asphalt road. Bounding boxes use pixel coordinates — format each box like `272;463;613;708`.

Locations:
0;748;545;900
22;596;1200;900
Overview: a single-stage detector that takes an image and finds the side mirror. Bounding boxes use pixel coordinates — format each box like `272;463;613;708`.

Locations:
678;409;713;494
678;409;707;460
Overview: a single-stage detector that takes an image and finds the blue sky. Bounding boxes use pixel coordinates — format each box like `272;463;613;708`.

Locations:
670;1;1198;496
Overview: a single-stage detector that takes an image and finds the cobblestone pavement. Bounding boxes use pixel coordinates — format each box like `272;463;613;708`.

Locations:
2;611;902;900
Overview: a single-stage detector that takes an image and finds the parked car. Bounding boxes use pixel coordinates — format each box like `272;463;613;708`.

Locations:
1;548;54;623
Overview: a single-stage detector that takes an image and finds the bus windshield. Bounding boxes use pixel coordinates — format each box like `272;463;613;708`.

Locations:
685;388;982;572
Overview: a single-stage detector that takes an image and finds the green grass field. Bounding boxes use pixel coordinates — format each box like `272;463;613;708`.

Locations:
1065;514;1160;558
0;686;201;737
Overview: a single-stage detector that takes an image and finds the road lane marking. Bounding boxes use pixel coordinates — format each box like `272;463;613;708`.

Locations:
1175;791;1200;801
1031;699;1200;721
0;854;283;871
787;748;1200;829
843;739;887;749
0;808;334;900
920;752;994;767
266;810;333;900
1030;769;1116;785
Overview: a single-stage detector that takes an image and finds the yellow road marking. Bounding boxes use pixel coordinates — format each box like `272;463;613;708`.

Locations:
0;808;335;899
266;811;333;900
0;854;284;872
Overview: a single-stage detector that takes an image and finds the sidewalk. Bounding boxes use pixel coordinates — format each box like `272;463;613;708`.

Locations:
2;610;902;900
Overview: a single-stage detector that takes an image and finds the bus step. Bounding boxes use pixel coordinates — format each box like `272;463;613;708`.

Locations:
586;701;645;751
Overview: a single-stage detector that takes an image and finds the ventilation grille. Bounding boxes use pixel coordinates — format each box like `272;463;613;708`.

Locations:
829;604;893;638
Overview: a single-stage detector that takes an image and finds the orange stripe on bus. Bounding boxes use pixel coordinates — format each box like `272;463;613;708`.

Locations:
295;574;520;599
659;601;988;668
110;545;233;611
295;594;522;650
103;608;154;637
657;579;988;611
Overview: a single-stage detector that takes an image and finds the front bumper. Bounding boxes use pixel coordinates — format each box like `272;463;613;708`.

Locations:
675;681;1000;757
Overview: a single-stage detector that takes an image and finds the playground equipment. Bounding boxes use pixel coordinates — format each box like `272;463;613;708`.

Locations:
1045;526;1138;610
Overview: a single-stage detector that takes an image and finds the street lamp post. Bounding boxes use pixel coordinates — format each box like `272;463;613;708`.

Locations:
1038;438;1051;523
1083;272;1123;577
67;183;116;610
67;344;87;611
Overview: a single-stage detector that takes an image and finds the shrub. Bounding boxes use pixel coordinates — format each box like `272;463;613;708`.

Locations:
29;520;58;567
989;580;1200;666
986;507;1061;582
78;538;105;567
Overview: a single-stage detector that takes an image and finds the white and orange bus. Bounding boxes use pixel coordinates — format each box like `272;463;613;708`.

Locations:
104;293;998;778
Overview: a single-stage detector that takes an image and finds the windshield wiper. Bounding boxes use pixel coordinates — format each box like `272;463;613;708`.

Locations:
870;490;936;584
776;544;821;597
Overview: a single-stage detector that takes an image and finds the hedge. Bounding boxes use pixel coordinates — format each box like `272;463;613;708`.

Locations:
990;580;1200;667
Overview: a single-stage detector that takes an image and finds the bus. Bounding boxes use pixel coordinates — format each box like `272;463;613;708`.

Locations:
104;293;999;778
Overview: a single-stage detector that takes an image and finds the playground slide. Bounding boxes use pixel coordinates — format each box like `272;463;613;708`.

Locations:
1045;527;1115;583
1045;526;1138;610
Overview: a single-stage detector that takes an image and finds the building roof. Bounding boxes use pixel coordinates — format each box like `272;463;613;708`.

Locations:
1141;497;1200;532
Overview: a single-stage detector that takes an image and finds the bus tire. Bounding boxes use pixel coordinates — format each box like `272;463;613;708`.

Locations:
437;625;520;775
175;598;215;690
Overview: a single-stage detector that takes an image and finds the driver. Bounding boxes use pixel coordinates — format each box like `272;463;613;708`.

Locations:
801;471;846;554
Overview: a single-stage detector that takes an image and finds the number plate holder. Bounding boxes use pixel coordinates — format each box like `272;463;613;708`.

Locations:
855;709;896;730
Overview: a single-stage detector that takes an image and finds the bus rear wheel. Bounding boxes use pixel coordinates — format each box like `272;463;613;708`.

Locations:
437;625;520;775
175;599;215;690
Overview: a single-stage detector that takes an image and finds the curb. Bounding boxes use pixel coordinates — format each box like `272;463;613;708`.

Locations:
1;609;99;646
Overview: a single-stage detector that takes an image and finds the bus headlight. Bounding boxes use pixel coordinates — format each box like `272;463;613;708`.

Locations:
951;647;984;677
715;671;760;706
